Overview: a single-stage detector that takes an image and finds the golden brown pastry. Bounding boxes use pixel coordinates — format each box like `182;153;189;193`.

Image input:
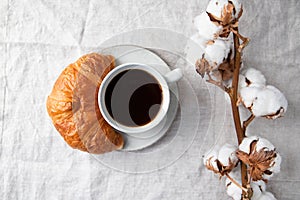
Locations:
46;53;124;154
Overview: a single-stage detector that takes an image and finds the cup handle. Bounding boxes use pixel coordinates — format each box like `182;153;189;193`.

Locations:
164;68;183;83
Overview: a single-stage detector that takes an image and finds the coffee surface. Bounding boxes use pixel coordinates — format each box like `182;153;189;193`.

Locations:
105;69;162;127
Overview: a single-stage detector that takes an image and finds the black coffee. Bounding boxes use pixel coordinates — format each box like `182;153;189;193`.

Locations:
104;69;162;127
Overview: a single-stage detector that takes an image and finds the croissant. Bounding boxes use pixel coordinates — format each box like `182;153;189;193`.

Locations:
46;53;124;154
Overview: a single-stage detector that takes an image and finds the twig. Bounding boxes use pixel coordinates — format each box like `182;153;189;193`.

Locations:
201;9;251;199
245;169;253;199
206;73;230;93
247;168;252;185
231;29;244;144
231;27;249;199
231;28;250;52
243;114;255;131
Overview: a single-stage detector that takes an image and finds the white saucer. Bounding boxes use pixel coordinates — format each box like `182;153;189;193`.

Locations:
101;45;179;151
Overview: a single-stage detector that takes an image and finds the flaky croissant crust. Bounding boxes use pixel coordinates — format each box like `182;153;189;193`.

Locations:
47;53;124;154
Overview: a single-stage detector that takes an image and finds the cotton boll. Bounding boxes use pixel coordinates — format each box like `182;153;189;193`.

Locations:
239;70;287;118
251;86;288;118
206;0;229;19
193;12;222;41
239;136;276;154
251;181;266;200
218;143;238;166
240;86;261;108
244;68;266;87
269;153;282;173
238;136;281;181
204;144;239;175
238;136;258;154
190;33;207;50
225;171;265;200
257;192;277;200
203;147;219;171
255;137;275;152
204;39;231;66
251;88;275;116
263;153;282;180
226;180;264;200
206;0;242;22
266;85;288;113
251;89;276;117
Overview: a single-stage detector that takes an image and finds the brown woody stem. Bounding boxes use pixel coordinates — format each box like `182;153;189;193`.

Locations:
206;73;229;92
243;114;255;131
231;28;244;144
246;169;253;199
231;27;249;199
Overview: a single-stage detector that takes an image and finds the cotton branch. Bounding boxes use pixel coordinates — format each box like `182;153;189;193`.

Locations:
243;114;255;131
206;73;230;93
194;1;287;199
231;27;249;200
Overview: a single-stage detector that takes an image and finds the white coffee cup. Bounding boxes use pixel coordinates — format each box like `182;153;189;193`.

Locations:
98;63;182;135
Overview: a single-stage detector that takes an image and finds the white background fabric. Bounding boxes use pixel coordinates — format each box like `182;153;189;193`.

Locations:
0;0;299;199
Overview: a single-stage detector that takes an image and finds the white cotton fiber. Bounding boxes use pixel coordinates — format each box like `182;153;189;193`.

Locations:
204;39;231;66
206;0;229;19
244;68;266;87
238;136;258;154
240;86;261;108
251;85;287;118
193;12;222;41
218;143;238;166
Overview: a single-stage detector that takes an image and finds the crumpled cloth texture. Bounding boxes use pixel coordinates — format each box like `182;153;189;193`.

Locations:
0;0;299;199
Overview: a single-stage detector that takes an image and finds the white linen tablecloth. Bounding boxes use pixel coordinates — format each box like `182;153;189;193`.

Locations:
1;0;299;199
